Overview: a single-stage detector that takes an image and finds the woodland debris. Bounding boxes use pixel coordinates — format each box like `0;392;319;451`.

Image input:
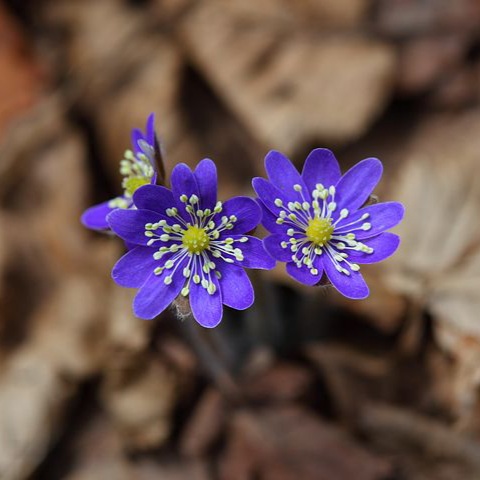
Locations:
179;0;396;154
220;407;392;480
396;34;467;94
180;387;226;457
0;2;46;138
243;361;314;403
385;111;480;425
358;402;480;480
376;0;480;37
101;355;178;450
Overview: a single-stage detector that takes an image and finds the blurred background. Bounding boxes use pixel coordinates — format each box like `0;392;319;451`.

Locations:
1;0;480;478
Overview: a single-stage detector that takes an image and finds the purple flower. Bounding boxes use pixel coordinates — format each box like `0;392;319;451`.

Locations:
253;149;404;299
81;113;160;230
107;159;275;327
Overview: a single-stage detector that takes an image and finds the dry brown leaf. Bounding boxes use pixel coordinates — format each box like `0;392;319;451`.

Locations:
0;274;111;480
173;0;373;28
220;407;392;480
179;0;396;154
243;362;314;404
376;0;480;37
358;402;480;480
101;355;178;450
396;34;467;94
95;42;183;183
180;387;226;457
0;349;73;480
134;458;211;480
38;0;186;184
384;111;480;422
0;3;46;139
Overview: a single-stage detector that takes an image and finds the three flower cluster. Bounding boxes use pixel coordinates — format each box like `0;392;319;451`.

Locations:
82;114;404;328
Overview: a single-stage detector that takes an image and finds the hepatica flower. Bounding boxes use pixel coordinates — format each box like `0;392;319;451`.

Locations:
108;159;275;327
81;113;160;230
253;149;404;299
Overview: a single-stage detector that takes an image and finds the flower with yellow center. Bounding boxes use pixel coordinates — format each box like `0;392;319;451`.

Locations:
253;149;404;298
81;113;158;230
108;158;276;327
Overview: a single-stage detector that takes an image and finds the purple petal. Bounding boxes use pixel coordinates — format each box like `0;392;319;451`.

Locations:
259;202;288;234
108;208;166;246
334;201;404;239
219;196;261;234
145;112;155;146
131;128;143;155
133;257;187;319
194;158;217;210
344;233;400;264
190;274;223;328
286;258;323;286
133;185;175;214
252;177;289;215
125;241;138;251
322;256;369;299
170;163;199;219
230;236;276;270
112;246;156;288
265;150;309;201
263;234;293;262
81;199;123;230
301;148;341;193
335;158;383;212
216;264;254;310
130;113;155;155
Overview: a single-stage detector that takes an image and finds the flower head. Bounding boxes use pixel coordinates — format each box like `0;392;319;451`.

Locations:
81;113;162;230
108;159;275;327
253;149;404;299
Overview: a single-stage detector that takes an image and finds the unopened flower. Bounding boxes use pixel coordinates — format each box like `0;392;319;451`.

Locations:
81;113;161;230
108;159;275;327
253;149;404;299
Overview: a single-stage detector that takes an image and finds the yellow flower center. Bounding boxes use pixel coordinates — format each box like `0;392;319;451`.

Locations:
305;217;334;246
182;225;210;254
123;176;151;197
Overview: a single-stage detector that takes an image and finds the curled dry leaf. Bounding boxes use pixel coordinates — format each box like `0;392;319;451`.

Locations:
384;112;480;423
179;0;396;154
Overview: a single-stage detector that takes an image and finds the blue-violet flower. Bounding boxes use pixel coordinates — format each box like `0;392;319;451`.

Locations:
81;113;160;230
253;149;404;299
108;159;275;327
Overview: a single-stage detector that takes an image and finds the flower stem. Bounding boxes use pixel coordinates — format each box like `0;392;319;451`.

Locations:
179;315;243;403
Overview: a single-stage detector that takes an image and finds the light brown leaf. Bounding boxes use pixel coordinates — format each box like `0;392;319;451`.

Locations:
178;0;396;154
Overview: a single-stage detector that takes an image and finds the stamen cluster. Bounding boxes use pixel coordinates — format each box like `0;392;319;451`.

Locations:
274;183;373;277
143;194;247;297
